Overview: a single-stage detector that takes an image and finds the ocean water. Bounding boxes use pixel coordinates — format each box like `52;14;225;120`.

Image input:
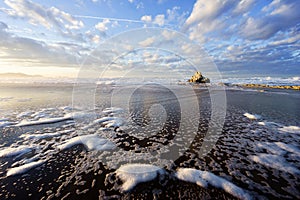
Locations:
0;82;299;199
0;76;299;86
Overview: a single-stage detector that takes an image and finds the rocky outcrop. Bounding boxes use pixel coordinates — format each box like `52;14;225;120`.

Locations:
188;71;210;83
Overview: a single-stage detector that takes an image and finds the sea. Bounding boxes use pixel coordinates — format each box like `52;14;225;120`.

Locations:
0;76;299;200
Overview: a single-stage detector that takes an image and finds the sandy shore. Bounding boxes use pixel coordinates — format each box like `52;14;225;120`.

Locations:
0;84;299;199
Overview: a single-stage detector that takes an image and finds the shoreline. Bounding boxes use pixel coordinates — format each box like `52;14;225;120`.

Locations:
1;81;300;91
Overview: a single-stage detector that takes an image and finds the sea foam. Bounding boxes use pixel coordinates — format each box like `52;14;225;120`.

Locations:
243;113;261;120
175;168;252;200
0;146;34;158
15;111;93;127
249;154;300;174
278;125;300;134
6;160;45;177
20;132;62;140
116;164;164;191
57;134;116;151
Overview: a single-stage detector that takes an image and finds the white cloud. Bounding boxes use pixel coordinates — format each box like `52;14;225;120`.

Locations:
141;15;152;23
3;0;84;39
184;0;237;29
233;0;255;14
128;0;134;3
161;30;177;40
4;0;51;28
85;30;94;42
111;20;119;28
141;14;165;26
241;0;300;40
188;18;225;43
183;0;238;43
184;0;300;43
0;24;80;67
139;37;155;47
154;14;165;26
49;7;84;30
165;6;189;28
95;18;110;32
166;6;180;21
270;33;300;46
92;35;100;44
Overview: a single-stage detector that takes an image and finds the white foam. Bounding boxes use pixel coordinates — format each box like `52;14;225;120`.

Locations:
63;111;94;120
94;116;120;124
82;116;124;130
0;121;15;128
175;168;252;200
0;118;9;122
30;111;49;120
59;106;73;111
102;118;124;128
256;142;286;155
243;113;261;120
20;132;61;140
278;126;300;134
257;121;280;127
249;154;300;174
16;111;34;118
15;111;92;127
96;80;115;85
257;141;300;157
274;142;300;156
6;160;45;177
57;134;116;151
0;146;33;158
16;116;69;127
116;164;164;191
292;76;299;81
102;107;124;114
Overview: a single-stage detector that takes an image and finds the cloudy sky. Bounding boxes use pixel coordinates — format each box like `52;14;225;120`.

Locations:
0;0;299;78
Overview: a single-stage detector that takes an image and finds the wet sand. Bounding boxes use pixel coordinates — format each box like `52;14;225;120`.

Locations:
0;84;299;199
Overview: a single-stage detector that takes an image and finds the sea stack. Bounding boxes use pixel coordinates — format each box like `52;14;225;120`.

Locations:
188;71;210;83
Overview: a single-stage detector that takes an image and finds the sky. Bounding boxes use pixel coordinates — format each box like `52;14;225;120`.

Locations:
0;0;299;78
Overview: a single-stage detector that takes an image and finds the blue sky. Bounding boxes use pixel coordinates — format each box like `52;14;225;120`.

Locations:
0;0;299;78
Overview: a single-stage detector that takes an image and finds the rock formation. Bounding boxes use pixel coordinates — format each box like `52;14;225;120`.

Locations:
188;71;210;83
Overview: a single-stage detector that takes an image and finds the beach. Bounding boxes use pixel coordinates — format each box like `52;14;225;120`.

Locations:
0;82;299;199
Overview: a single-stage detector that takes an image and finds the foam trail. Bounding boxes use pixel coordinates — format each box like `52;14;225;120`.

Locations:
102;107;124;114
15;112;93;127
7;160;45;177
175;168;252;200
116;164;165;191
243;113;261;120
57;134;116;151
81;116;124;130
20;132;61;140
278;126;300;134
249;154;300;174
0;146;33;158
0;121;15;128
16;116;70;127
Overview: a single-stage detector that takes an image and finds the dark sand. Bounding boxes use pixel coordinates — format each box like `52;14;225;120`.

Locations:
0;83;299;199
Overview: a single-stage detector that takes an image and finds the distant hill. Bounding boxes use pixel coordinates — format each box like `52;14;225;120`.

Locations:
0;73;43;78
